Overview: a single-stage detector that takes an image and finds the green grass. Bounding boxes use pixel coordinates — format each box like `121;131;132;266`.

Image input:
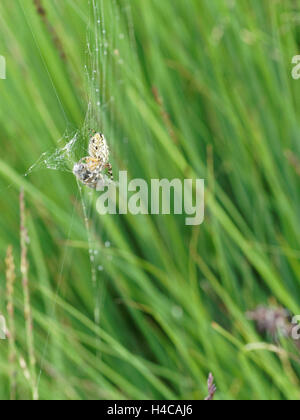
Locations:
0;0;300;400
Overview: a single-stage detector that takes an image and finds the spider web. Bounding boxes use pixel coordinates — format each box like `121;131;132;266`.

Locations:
25;0;129;177
20;0;136;389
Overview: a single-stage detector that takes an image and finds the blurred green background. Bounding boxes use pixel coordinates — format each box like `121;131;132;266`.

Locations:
0;0;300;400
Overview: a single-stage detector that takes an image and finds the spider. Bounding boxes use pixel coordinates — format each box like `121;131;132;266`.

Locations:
73;130;113;189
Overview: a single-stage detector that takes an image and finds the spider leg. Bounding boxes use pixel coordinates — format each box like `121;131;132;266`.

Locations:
104;162;114;180
88;128;97;138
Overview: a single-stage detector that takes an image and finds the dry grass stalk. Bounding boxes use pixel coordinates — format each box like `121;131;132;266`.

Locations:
20;189;38;401
152;86;178;144
285;150;300;176
5;245;17;400
33;0;66;60
205;372;216;400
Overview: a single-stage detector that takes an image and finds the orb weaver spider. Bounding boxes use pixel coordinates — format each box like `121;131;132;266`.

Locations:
73;130;113;188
